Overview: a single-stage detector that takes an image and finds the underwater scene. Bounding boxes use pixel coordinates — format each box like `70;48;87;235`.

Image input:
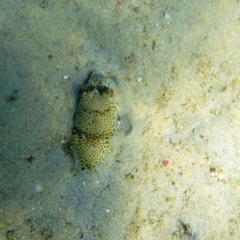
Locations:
1;0;240;239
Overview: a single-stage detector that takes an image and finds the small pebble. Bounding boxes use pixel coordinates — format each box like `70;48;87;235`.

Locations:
34;184;43;193
165;13;170;19
63;74;70;80
162;160;169;166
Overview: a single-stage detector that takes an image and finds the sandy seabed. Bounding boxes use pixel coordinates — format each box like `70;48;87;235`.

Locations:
1;1;240;239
